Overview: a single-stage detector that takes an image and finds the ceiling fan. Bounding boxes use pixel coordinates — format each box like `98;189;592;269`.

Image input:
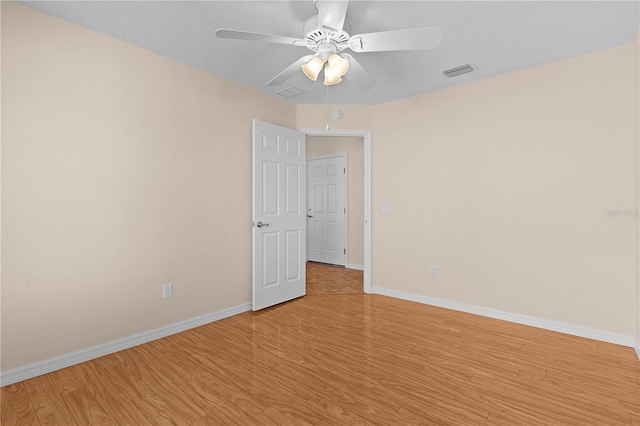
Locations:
214;0;441;91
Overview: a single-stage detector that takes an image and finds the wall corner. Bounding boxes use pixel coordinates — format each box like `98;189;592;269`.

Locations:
635;28;640;358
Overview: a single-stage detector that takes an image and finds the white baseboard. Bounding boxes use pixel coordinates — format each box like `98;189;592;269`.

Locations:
635;340;640;361
372;287;637;348
346;263;364;271
0;302;251;387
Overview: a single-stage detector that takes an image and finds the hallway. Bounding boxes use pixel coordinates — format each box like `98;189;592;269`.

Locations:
306;262;363;295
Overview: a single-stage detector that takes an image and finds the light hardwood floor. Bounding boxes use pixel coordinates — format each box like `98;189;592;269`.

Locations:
2;294;639;425
306;261;363;295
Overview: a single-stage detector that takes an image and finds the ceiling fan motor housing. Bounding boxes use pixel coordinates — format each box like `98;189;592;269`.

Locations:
303;16;351;53
316;43;338;61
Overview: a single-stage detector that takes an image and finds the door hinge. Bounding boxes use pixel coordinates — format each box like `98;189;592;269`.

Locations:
344;207;346;214
344;167;346;174
344;248;346;255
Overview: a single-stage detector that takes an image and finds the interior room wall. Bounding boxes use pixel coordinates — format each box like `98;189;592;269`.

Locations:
296;104;374;131
1;3;296;372
306;136;364;267
372;41;638;338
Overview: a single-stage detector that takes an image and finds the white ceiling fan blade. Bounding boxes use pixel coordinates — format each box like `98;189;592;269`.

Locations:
349;27;441;53
316;0;349;32
265;55;315;87
341;54;376;91
215;29;305;47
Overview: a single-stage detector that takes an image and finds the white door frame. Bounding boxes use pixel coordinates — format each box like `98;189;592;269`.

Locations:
299;128;372;294
306;153;348;266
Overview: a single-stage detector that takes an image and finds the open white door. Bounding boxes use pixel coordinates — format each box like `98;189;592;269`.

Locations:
252;120;306;311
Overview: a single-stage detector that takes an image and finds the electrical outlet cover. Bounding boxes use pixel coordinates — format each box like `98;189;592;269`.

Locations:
163;283;173;299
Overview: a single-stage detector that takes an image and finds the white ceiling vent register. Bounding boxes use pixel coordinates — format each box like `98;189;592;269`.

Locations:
443;64;474;78
276;87;305;98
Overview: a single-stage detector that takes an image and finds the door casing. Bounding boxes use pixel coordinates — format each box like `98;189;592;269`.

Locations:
299;129;372;293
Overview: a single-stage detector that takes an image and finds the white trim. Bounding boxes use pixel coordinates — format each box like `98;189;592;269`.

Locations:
0;302;251;387
346;263;365;271
372;287;637;348
300;128;372;294
635;339;640;360
306;153;347;161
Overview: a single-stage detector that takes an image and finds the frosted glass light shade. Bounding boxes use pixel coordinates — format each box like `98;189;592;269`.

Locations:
302;57;324;81
327;54;350;78
323;65;342;86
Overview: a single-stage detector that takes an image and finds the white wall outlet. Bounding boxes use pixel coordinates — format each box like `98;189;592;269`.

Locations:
163;282;173;299
429;266;437;278
381;203;391;214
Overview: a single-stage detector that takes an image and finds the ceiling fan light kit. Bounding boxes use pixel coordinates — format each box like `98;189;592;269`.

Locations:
303;53;349;86
215;0;442;90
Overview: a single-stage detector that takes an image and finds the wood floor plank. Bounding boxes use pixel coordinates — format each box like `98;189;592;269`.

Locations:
102;352;169;419
97;392;152;426
2;264;638;425
395;400;489;426
253;404;322;426
61;388;115;426
25;375;78;426
1;381;41;426
116;349;209;425
179;379;257;423
45;367;84;396
148;410;191;426
470;370;633;425
303;394;380;426
160;344;271;416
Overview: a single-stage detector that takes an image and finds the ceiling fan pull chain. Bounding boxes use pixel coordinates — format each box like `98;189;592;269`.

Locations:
326;83;330;130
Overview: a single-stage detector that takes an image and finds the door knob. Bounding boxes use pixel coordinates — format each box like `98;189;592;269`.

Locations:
307;215;313;218
256;221;270;228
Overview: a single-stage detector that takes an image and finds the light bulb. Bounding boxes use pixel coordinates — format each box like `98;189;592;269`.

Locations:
323;64;342;86
327;54;350;78
301;57;324;81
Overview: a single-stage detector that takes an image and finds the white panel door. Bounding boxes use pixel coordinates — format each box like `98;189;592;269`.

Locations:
253;120;306;311
307;156;346;266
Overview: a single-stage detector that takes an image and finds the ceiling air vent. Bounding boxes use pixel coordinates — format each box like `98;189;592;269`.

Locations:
443;64;474;78
276;86;305;98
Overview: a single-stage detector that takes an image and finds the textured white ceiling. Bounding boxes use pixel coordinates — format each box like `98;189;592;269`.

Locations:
20;1;640;105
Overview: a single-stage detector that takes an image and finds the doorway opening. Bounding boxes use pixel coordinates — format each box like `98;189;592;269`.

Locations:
301;129;371;294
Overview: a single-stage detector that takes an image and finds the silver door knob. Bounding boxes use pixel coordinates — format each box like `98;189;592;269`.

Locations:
256;221;269;228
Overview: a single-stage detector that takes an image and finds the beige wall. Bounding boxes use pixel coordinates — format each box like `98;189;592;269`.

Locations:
373;42;638;336
306;137;364;266
1;3;296;371
297;104;374;131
